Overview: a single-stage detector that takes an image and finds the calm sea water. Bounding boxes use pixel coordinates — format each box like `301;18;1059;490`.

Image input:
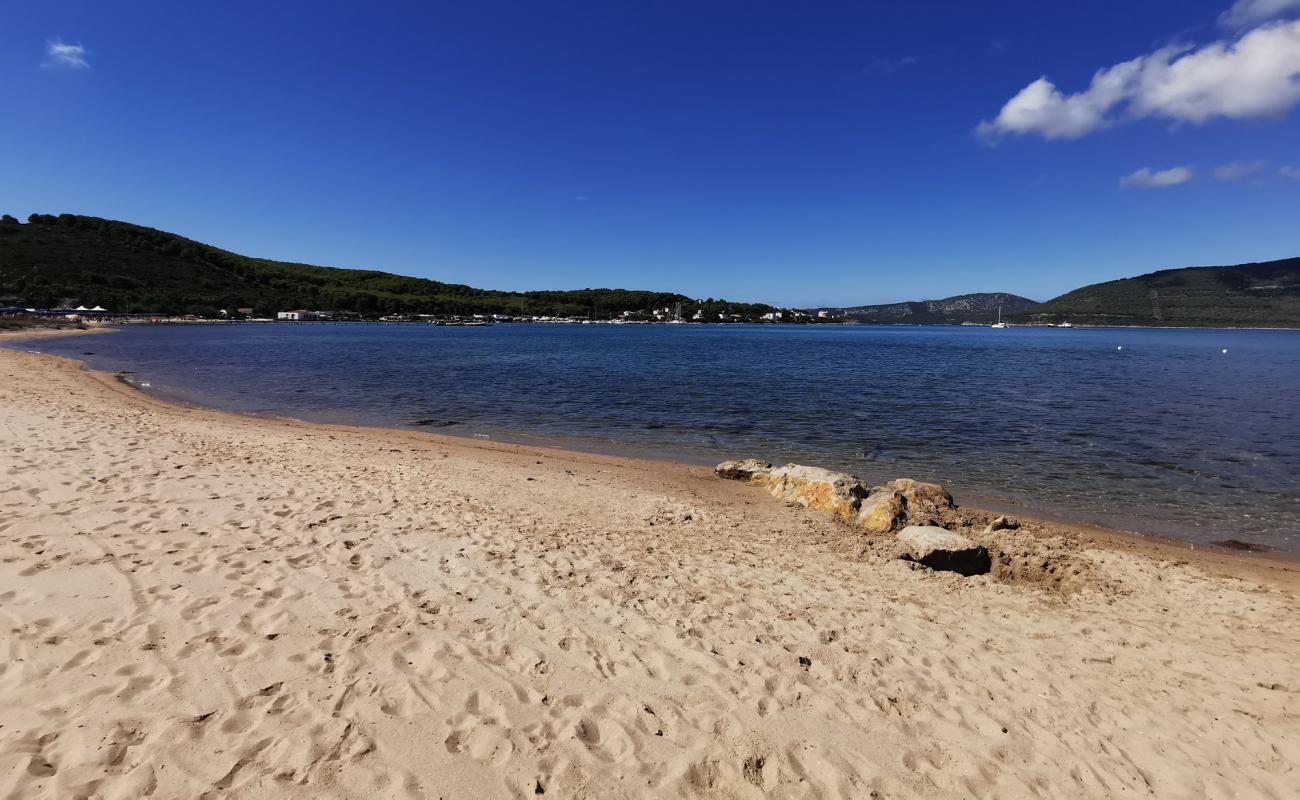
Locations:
23;324;1300;551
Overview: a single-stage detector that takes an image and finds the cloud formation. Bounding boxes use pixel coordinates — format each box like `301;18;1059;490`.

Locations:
873;56;918;75
1214;160;1268;180
1219;0;1300;29
977;19;1300;140
45;40;89;69
1281;165;1300;179
1120;166;1194;188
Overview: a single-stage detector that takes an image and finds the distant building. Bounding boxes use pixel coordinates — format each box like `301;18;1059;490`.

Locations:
817;310;830;319
277;310;323;321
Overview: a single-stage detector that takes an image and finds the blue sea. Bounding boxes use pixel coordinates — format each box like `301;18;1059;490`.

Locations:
24;323;1300;552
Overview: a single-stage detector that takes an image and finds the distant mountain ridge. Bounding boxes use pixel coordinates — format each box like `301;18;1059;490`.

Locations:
5;213;1297;328
816;293;1038;324
1022;257;1300;328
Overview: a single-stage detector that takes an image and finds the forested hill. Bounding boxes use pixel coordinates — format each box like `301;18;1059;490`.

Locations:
818;292;1037;324
0;214;775;318
1021;257;1300;328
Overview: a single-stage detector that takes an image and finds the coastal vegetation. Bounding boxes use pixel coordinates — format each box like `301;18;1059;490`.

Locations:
4;213;1297;327
1021;257;1300;327
0;214;777;320
817;292;1038;325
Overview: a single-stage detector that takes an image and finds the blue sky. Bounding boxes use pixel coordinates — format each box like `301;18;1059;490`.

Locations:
3;1;1299;306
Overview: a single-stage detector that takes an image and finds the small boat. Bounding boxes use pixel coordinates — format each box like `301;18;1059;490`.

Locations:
990;306;1007;328
1058;321;1074;328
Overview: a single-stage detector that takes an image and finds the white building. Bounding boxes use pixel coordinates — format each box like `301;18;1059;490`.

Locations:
277;310;322;321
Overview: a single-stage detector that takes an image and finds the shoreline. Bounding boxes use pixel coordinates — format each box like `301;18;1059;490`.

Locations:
7;327;1298;570
3;329;1299;797
10;316;1300;331
6;327;1296;570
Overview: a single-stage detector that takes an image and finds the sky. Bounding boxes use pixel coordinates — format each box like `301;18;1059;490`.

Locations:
3;1;1299;307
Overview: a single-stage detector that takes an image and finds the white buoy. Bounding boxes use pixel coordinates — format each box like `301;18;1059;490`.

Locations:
1222;348;1228;354
1117;346;1123;351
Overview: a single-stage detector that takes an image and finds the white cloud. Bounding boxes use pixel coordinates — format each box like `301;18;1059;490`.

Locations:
873;56;918;75
975;56;1146;140
1214;160;1268;180
1220;0;1300;29
1120;166;1194;188
978;20;1300;140
45;40;89;69
1281;165;1300;179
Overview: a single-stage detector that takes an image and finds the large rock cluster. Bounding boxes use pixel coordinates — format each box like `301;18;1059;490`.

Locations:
715;459;990;576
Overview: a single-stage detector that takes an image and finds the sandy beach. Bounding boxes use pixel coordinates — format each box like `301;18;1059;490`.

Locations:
1;331;1298;799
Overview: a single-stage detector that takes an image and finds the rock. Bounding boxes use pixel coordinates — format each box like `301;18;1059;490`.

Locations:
855;489;906;534
884;479;954;515
714;459;772;482
715;462;960;538
897;525;991;576
764;464;869;523
984;515;1020;533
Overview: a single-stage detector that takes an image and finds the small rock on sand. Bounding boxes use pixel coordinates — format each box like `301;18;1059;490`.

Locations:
897;525;991;576
985;515;1020;533
714;459;772;482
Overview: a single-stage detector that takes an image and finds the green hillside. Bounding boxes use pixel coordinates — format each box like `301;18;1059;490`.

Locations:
817;292;1038;324
0;214;775;319
1021;257;1300;328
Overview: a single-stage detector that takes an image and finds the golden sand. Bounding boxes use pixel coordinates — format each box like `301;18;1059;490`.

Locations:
1;332;1297;798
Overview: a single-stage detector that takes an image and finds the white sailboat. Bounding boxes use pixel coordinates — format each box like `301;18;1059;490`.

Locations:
990;305;1007;328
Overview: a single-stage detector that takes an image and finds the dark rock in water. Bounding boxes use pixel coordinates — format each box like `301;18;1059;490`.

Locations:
897;525;991;576
1211;539;1274;553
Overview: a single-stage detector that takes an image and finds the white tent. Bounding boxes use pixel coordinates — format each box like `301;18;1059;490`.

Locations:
90;305;107;311
74;305;89;311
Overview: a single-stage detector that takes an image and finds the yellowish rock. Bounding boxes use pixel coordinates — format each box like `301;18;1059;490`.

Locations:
855;490;906;534
884;478;953;515
764;464;869;523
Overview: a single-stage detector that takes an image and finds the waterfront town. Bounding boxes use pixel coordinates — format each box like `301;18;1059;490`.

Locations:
1;303;818;326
